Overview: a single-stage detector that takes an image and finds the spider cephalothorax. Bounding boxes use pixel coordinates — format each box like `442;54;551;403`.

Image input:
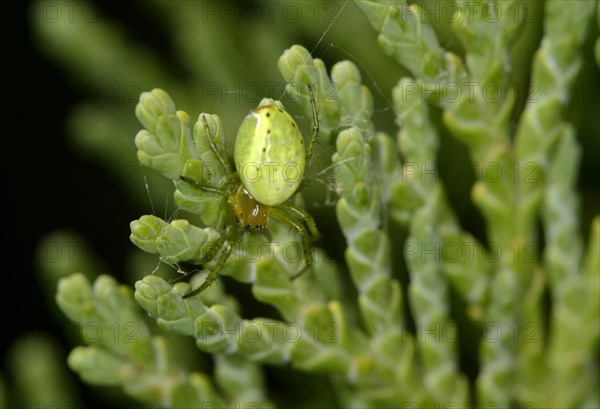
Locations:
229;185;269;231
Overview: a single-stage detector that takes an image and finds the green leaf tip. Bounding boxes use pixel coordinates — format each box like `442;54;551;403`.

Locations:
278;44;315;87
134;89;195;180
130;215;222;264
135;88;176;132
129;215;167;254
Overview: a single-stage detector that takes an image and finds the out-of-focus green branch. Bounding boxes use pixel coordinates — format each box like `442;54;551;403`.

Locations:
56;273;227;407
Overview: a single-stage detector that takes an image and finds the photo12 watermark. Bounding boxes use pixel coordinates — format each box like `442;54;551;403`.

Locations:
405;239;539;264
398;81;539;105
37;240;94;264
1;401;82;409
199;1;344;24
200;401;338;409
197;320;339;345
397;1;541;24
185;160;338;190
66;321;141;344
406;321;541;345
84;81;141;104
402;161;541;185
30;1;99;23
397;401;540;409
199;81;338;104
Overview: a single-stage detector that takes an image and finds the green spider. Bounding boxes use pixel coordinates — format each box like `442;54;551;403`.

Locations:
179;85;320;298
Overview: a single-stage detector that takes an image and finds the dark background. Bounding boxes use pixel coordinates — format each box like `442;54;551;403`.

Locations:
9;2;170;407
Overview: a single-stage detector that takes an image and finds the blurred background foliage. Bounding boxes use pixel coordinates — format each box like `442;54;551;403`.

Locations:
5;0;599;407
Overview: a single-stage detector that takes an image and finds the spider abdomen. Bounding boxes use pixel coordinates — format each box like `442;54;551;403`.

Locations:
234;105;306;206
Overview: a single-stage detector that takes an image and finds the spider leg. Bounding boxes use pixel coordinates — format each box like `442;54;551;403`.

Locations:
169;262;202;284
270;207;314;280
182;243;233;298
278;201;319;238
202;115;232;174
182;224;238;298
188;229;229;266
182;116;238;195
169;229;228;285
179;176;228;196
305;83;320;168
170;230;227;284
